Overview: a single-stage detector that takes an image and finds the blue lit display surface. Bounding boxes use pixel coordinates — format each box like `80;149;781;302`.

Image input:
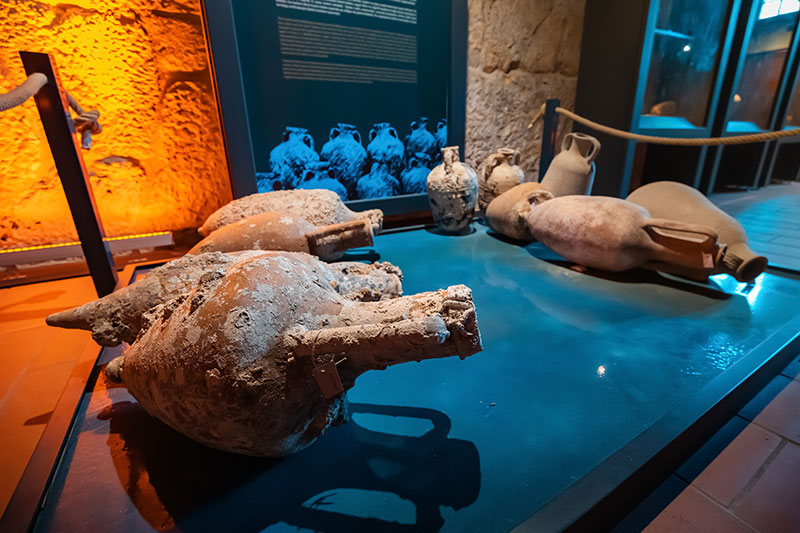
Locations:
33;225;800;532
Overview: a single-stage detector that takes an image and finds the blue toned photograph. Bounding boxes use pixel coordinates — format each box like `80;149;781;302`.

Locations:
257;118;447;199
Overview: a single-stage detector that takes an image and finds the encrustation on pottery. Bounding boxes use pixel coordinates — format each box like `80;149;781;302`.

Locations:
106;253;482;457
198;189;383;236
46;251;404;346
427;146;478;233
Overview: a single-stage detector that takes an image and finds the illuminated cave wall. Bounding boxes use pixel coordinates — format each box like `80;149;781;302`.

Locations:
0;0;232;248
0;0;584;249
466;0;585;176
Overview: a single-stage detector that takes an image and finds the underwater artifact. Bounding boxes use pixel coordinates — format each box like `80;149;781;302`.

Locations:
539;133;601;197
46;251;403;346
485;182;554;241
269;127;319;189
188;212;373;261
198;189;383;236
627;181;767;282
427;147;479;233
405;117;437;161
357;162;400;199
321;123;367;194
367;122;405;176
400;152;432;194
478;148;525;214
526;195;725;280
297;161;348;201
106;253;482;457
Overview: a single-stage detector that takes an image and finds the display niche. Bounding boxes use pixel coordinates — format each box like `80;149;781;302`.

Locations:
575;0;740;197
704;0;800;191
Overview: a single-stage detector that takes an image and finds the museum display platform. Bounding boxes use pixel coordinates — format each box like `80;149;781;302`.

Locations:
7;224;800;533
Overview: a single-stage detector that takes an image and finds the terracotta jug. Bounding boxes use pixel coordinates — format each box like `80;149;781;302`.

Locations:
46;251;403;346
105;253;482;457
198;189;383;237
188;212;373;261
526;195;723;280
426;146;479;232
478;148;526;214
540;132;601;197
626;181;768;282
484;182;554;241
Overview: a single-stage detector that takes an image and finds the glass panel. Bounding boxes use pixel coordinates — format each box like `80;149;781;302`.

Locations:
728;7;799;132
640;0;731;129
785;77;800;127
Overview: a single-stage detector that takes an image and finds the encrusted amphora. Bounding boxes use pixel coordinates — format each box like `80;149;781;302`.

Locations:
104;253;482;457
427;146;479;233
367;122;405;177
478;148;525;214
405;117;437;161
188;211;373;261
627;181;768;282
297;161;347;201
540;132;601;197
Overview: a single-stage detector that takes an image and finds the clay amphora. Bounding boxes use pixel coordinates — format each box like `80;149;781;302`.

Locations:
478;148;526;214
484;182;554;241
106;253;482;456
626;181;768;282
400;152;432;194
269;127;319;189
46;251;403;346
435;119;448;156
321;123;367;194
356;162;400;199
540;132;601;197
188;212;373;261
526;195;723;280
427;146;479;233
367;123;404;176
198;189;383;236
297;162;348;201
405;117;437;161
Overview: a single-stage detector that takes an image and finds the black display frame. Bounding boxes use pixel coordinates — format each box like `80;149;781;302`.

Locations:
200;0;468;217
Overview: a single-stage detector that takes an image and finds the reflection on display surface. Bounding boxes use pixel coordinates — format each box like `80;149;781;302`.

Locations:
35;227;800;532
728;6;799;132
640;0;730;129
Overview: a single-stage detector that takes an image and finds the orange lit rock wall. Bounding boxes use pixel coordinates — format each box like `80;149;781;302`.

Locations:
0;0;232;248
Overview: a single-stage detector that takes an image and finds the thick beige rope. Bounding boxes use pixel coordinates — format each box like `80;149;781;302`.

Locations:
0;73;47;112
65;91;102;150
535;103;800;145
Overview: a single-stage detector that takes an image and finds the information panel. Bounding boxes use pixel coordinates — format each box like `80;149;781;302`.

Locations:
231;0;453;201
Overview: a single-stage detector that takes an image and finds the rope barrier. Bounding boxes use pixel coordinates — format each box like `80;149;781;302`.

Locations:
0;73;47;112
536;103;800;146
1;73;102;149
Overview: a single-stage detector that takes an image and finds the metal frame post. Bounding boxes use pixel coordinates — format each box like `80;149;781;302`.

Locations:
539;98;560;180
19;51;117;296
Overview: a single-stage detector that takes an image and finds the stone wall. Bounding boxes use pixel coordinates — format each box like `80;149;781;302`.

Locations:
466;0;585;176
0;0;231;248
0;0;584;249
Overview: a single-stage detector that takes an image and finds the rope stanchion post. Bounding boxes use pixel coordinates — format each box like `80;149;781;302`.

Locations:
539;98;560;180
19;51;117;297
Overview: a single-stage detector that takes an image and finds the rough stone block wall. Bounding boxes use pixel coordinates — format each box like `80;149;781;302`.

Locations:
0;0;584;248
466;0;585;176
0;0;232;248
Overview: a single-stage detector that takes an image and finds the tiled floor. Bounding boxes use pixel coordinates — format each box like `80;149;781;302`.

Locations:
711;182;800;271
0;276;95;516
621;184;800;532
